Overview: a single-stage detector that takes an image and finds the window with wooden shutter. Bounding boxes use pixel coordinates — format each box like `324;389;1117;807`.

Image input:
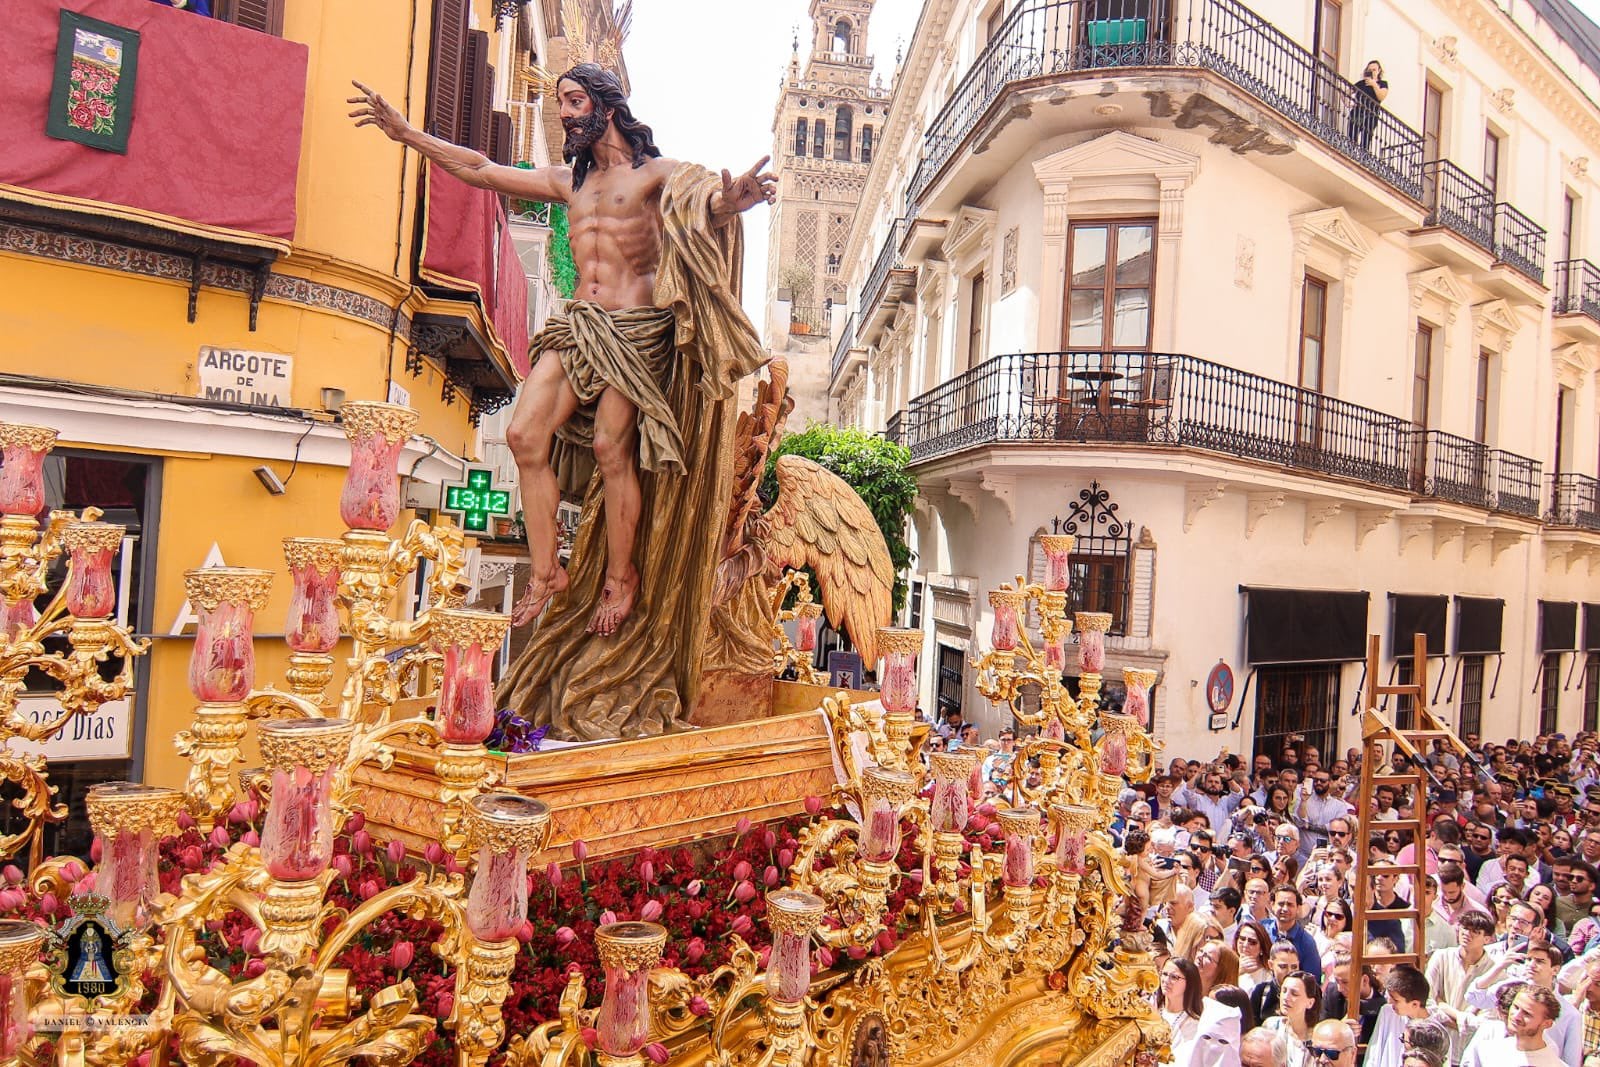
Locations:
462;31;493;152
488;112;514;165
216;0;285;36
427;0;470;142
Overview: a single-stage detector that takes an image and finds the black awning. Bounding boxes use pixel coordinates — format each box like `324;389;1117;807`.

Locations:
1455;597;1504;655
1586;604;1600;652
1541;600;1579;652
1242;587;1369;665
1390;594;1447;657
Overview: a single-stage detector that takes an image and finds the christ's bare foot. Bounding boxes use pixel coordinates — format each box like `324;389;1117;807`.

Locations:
512;565;569;626
586;567;639;636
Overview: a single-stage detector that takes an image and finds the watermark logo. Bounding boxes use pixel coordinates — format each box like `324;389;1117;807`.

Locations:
40;894;135;1004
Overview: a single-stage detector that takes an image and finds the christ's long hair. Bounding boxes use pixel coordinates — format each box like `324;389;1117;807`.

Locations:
559;63;660;190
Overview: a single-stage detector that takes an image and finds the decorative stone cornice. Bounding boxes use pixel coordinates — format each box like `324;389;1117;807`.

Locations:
1245;491;1286;539
1304;500;1343;545
1184;481;1226;533
940;206;997;268
1409;267;1467;326
1354;508;1395;549
1434;0;1600;161
1472;298;1521;352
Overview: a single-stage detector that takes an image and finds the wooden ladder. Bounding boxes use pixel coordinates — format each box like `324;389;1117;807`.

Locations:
1344;632;1476;1027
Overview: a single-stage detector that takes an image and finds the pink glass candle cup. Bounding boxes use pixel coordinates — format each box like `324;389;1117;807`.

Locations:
0;424;56;517
257;718;355;882
1040;534;1074;593
431;608;511;746
1050;804;1095;876
765;889;825;1003
989;590;1025;652
185;568;273;703
1122;668;1156;727
595;921;668;1057
87;781;183;929
1074;612;1111;674
339;402;418;532
928;751;975;833
0;600;35;641
1099;715;1133;777
0;921;45;1059
795;602;822;654
284;538;343;654
62;522;124;619
858;766;915;863
876;627;923;715
464;793;550;941
999;807;1040;887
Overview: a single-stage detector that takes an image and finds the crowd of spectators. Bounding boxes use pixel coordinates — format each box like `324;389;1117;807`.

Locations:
936;711;1600;1066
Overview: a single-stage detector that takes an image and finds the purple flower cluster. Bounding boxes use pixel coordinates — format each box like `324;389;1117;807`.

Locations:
485;707;549;754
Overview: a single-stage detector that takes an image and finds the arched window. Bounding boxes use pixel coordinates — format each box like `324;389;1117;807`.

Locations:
860;125;874;164
832;18;851;53
833;106;853;161
812;118;825;158
794;118;807;157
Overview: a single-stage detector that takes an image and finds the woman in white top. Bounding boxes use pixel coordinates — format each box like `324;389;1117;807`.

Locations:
1231;920;1274;993
1314;900;1352;970
1155;956;1204;1060
1261;970;1320;1067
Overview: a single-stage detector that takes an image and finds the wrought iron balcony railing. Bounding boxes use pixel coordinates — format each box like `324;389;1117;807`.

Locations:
1554;260;1600;321
891;351;1541;511
1550;472;1600;530
858;218;911;322
904;0;1425;209
1491;449;1542;518
885;410;904;445
1493;202;1547;283
1420;159;1495;252
895;351;1411;490
1409;429;1491;509
831;312;859;384
788;304;830;336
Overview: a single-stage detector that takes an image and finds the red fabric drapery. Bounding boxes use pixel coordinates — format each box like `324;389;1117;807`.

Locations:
420;163;530;380
0;0;307;247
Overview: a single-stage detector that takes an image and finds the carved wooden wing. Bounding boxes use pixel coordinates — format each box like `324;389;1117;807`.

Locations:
765;455;894;665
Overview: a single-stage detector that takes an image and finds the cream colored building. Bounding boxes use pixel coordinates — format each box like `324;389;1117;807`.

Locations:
763;0;895;427
828;0;1600;759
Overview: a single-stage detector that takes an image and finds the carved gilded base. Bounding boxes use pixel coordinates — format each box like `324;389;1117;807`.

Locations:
690;670;775;728
350;708;838;862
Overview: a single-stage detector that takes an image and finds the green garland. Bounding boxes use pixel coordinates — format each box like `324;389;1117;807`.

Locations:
546;202;577;299
511;163;577;300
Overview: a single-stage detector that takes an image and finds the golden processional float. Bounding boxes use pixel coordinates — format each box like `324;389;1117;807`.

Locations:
0;380;1166;1067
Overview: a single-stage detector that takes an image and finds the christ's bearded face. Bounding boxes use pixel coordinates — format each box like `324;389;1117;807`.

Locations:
558;81;609;156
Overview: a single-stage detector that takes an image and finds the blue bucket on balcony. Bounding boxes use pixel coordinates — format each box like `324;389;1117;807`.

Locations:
1086;18;1147;46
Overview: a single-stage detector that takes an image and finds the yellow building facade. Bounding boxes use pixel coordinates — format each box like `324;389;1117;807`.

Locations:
0;0;548;840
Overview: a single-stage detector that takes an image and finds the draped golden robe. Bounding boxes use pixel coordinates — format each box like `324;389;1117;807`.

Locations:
494;163;768;739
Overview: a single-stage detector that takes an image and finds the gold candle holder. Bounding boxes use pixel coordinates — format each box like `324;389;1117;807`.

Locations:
595;921;670;1066
257;718;356;960
86;782;184;929
875;627;923;766
430;608;512;822
177;568;274;830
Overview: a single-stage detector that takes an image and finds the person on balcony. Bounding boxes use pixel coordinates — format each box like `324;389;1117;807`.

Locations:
1347;60;1389;152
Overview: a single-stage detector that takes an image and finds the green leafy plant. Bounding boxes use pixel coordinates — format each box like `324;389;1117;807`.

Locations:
510;163;577;300
762;425;917;614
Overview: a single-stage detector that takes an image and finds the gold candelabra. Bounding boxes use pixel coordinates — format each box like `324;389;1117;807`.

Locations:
770;570;825;685
0;422;148;868
0;405;536;1067
0;413;1169;1067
